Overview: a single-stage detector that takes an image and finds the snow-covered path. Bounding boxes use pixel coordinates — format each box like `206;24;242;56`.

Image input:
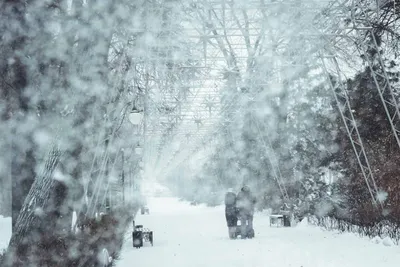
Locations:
117;197;399;267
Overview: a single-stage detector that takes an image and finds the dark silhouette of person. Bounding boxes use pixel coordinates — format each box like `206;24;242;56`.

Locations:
236;185;256;238
224;188;238;239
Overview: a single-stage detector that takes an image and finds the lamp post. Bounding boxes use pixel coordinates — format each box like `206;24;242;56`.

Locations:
127;67;149;207
121;148;125;204
128;91;146;202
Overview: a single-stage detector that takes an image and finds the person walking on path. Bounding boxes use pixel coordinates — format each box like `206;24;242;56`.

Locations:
224;188;238;239
236;185;256;239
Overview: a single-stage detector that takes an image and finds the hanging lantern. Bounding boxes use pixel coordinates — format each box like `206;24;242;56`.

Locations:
135;146;143;155
128;107;143;125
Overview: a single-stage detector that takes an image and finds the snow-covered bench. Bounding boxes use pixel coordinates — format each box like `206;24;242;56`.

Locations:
270;214;284;226
270;211;292;227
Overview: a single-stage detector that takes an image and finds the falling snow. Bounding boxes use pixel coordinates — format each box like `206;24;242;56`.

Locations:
1;0;400;266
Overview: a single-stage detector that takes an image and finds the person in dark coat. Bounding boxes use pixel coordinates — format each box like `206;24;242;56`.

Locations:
224;188;238;239
236;185;256;238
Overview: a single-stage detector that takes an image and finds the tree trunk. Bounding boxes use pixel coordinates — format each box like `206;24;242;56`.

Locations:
11;145;36;231
0;0;37;231
2;146;61;266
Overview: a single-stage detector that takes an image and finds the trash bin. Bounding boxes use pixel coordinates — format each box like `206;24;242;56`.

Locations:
132;220;144;248
132;230;143;248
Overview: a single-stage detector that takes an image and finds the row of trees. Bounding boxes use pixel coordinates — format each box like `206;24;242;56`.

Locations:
172;0;400;240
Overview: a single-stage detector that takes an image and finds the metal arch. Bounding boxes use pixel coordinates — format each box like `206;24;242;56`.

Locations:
320;53;381;207
150;0;398;194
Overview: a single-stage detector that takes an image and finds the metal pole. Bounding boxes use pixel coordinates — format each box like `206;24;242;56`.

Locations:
129;163;132;199
320;53;380;207
121;149;125;204
143;69;149;177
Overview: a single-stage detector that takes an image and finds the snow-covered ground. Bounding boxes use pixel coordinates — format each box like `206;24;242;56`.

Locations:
1;199;399;266
117;197;400;267
0;215;11;252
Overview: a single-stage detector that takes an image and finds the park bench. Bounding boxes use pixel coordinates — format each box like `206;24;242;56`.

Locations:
270;210;292;227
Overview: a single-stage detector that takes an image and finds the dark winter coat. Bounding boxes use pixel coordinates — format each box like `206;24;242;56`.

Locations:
224;192;238;227
236;190;256;216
